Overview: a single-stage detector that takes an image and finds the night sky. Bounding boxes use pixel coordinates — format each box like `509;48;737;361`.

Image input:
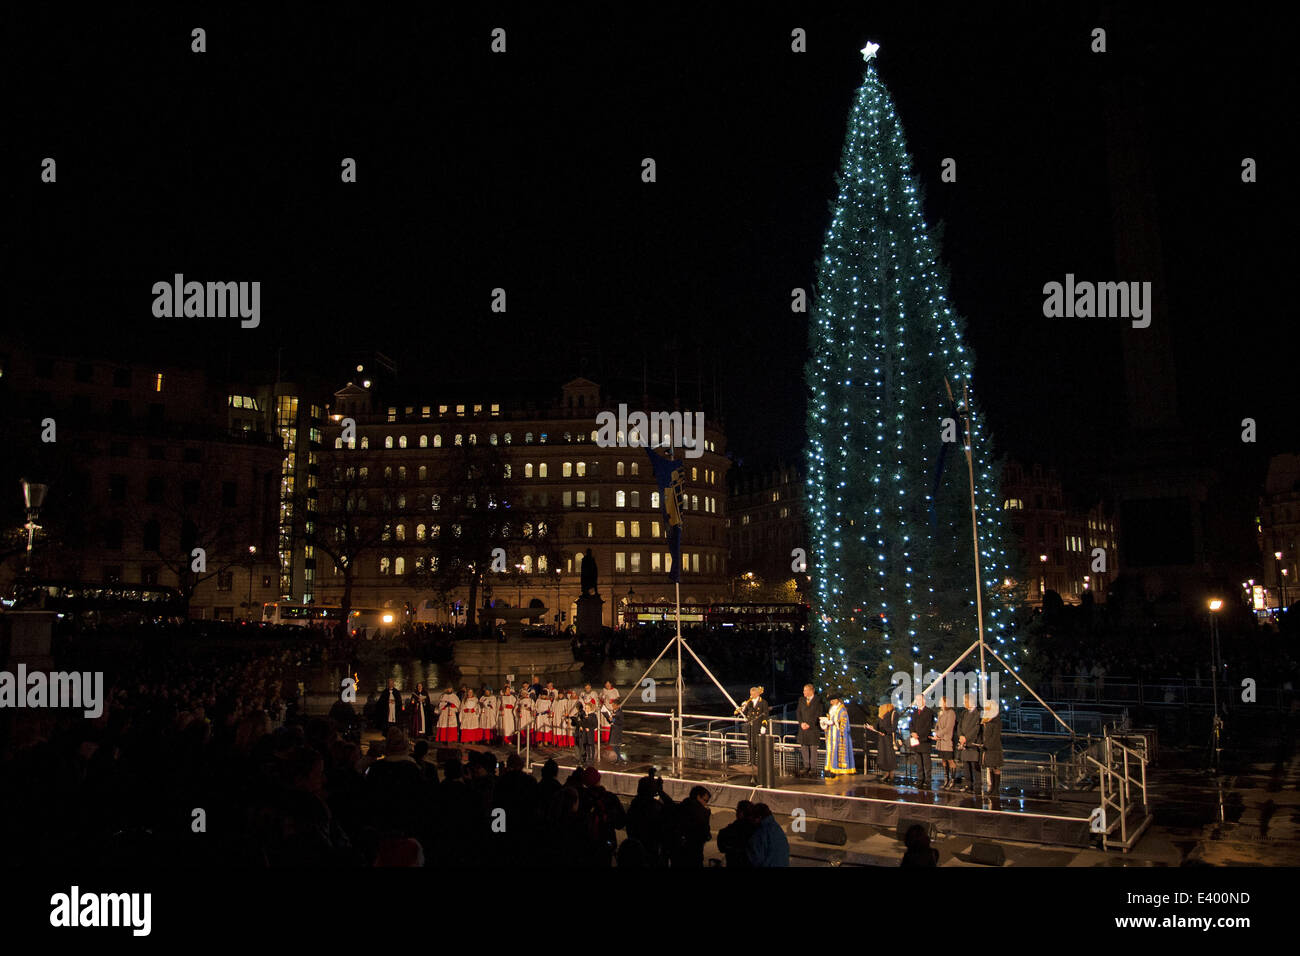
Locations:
5;4;1292;487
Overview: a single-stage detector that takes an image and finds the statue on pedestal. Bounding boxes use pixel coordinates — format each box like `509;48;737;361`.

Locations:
580;547;598;596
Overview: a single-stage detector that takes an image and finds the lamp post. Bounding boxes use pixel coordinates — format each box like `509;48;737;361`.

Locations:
554;567;562;635
1208;598;1223;771
1276;552;1286;611
245;545;257;621
1283;569;1290;611
515;563;525;609
20;478;49;577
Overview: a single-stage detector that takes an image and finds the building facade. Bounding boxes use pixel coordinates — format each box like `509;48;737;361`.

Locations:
314;376;731;627
1000;460;1118;606
1259;453;1300;611
727;462;808;600
0;344;285;619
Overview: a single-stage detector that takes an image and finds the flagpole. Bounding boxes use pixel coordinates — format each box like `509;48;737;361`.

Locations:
947;378;988;707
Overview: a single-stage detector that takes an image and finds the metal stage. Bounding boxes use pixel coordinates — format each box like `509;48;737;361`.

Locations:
532;759;1101;849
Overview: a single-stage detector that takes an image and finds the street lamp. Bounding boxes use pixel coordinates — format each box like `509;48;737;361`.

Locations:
515;563;525;608
1208;598;1224;771
20;478;49;576
554;567;563;634
245;545;257;621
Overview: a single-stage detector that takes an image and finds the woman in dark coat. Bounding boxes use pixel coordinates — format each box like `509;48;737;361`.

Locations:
981;700;1004;795
873;703;898;782
956;695;983;795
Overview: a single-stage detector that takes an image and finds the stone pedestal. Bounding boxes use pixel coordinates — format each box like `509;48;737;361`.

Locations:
576;594;605;638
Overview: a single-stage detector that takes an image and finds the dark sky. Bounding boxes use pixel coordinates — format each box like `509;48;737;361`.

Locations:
5;4;1293;484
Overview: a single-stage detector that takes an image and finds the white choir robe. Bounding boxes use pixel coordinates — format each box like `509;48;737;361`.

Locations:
436;693;460;743
461;698;481;742
535;698;552;743
499;694;518;740
600;688;620;741
480;695;498;741
517;697;534;738
557;698;575;746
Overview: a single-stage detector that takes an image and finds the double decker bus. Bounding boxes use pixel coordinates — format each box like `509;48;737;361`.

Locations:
261;603;398;637
621;601;809;630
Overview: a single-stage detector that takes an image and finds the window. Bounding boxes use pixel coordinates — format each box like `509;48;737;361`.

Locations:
522;555;533;573
456;404;465;417
615;552;627;572
504;433;512;444
651;492;660;510
217;571;234;591
590;490;599;507
563;491;572;507
526;432;534;444
617;462;626;477
630;491;640;508
418;465;427;481
396;524;406;541
503;464;512;478
385;436;394;449
455;434;463;446
631;462;639;476
525;463;534;478
616;521;626;538
576;491;586;507
439;405;448;417
434;434;443;448
563;462;573;477
491;403;500;417
431;494;441;511
630;553;641;573
692;554;700;573
420;435;428;448
630;521;641;538
616;490;626;508
692;467;698;481
539;463;548;478
153;372;164;392
652;553;661;571
651;521;660;538
379;557;391;574
490;433;498;446
469;434;477;446
361;436;370;449
394;557;405;575
416;523;426;540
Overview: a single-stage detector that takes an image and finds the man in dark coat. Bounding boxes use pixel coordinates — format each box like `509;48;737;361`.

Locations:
956;694;983;795
377;679;404;731
795;684;827;777
909;693;935;790
716;800;756;867
670;785;712;868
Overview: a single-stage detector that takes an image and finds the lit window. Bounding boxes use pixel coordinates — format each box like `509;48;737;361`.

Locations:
385;436;394;449
564;462;573;477
490;433;498;445
630;521;641;538
419;435;428;448
154;372;164;392
630;491;640;508
526;432;534;444
473;404;482;415
630;553;641;573
490;404;500;417
396;524;406;541
631;462;639;477
576;462;586;477
576;490;586;507
617;462;625;477
651;521;660;538
538;555;547;572
504;433;512;444
456;405;465;417
439;405;448;416
434;434;442;448
652;553;662;572
422;406;431;418
525;463;534;478
417;524;426;541
616;521;626;538
522;555;533;573
616;490;626;508
539;463;548;478
418;466;427;480
455;434;463;446
615;552;627;572
361;436;369;449
395;557;405;575
379;557;391;574
563;491;572;507
692;467;698;481
651;492;660;510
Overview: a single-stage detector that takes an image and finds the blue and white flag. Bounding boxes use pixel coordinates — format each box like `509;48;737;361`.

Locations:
645;446;685;583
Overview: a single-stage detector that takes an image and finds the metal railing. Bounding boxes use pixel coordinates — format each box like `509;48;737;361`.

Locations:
1084;730;1151;852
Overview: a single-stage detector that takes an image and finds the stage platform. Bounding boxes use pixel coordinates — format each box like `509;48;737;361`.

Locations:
532;758;1101;849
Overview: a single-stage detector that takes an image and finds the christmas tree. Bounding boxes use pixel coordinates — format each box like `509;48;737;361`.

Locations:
805;44;1020;701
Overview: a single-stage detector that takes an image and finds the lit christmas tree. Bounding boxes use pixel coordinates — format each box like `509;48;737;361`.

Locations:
805;43;1020;701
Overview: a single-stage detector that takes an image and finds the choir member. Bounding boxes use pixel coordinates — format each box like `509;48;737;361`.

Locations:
436;685;460;743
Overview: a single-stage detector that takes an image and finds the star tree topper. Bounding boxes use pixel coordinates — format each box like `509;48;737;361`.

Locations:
861;41;879;62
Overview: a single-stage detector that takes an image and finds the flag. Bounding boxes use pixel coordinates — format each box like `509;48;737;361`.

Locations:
645;446;685;583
